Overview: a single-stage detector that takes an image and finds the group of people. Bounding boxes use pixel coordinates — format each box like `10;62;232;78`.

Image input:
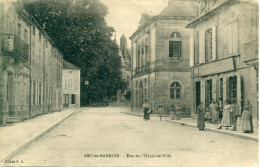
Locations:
196;99;254;133
142;100;182;121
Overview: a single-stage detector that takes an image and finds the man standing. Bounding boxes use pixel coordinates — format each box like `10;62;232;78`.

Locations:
231;99;240;131
217;97;223;123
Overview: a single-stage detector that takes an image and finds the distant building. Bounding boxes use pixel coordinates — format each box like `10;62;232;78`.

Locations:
186;0;258;122
0;1;63;124
130;0;197;115
62;60;80;109
119;34;131;92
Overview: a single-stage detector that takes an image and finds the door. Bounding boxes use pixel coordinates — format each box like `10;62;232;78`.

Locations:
63;94;69;108
195;81;201;109
7;73;14;117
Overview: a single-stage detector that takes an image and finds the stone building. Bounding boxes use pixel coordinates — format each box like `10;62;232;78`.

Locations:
62;60;80;109
187;0;258;123
0;1;63;124
130;0;197;114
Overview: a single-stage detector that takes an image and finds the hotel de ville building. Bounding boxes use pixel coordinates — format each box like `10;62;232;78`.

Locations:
130;0;197;115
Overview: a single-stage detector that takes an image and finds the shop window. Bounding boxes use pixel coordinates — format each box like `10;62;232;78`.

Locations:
205;79;212;108
170;82;181;99
229;76;237;101
220;78;223;99
71;94;76;104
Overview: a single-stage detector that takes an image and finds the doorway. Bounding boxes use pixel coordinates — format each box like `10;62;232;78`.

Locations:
195;81;201;109
63;94;69;108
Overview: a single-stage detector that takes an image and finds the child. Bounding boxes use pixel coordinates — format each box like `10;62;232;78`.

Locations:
170;104;175;120
158;105;164;121
204;107;212;123
175;104;181;120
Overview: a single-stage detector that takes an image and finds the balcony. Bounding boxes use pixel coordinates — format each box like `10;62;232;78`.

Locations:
244;40;258;67
1;34;29;63
134;63;150;76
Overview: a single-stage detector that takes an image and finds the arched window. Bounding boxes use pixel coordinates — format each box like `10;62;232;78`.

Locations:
169;32;182;60
170;82;181;99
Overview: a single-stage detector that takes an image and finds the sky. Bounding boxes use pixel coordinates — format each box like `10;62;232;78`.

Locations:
101;0;168;48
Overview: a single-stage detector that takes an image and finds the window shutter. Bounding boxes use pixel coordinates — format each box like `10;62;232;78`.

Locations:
212;78;217;101
232;21;238;55
199;30;205;63
212;26;217;60
228;24;232;55
190;36;194;66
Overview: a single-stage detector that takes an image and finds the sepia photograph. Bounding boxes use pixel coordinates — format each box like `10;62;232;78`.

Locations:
0;0;259;166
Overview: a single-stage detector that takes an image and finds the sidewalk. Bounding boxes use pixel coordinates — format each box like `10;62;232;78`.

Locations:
0;109;78;162
122;111;259;142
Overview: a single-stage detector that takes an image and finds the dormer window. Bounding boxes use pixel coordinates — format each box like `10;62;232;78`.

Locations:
169;32;182;60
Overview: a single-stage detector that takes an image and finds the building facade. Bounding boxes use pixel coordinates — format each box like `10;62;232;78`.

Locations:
62;60;80;109
0;1;63;124
130;0;197;115
187;0;258;123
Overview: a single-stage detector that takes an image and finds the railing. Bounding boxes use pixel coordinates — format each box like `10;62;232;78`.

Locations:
244;40;258;62
135;63;150;75
1;34;29;62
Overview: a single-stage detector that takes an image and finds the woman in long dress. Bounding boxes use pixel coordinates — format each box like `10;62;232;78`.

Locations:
242;100;253;133
196;102;205;131
217;100;231;129
210;100;219;125
143;99;150;121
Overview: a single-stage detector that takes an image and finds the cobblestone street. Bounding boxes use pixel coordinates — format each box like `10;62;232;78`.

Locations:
2;107;257;167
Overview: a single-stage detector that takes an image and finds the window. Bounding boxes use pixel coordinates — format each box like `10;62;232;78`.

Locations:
228;21;238;55
71;94;76;104
169;32;182;60
24;29;28;43
39;83;42;105
205;79;212;108
229;76;237;101
67;78;73;89
18;24;21;38
219;78;223;99
33;26;35;36
170;82;181;99
39;32;41;42
205;28;212;62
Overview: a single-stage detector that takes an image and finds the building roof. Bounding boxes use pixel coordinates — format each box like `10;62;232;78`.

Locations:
158;0;197;17
63;60;80;70
130;1;197;40
186;0;237;28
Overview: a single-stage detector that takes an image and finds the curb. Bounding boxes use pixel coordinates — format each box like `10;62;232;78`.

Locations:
165;120;258;142
120;112;170;117
1;110;78;162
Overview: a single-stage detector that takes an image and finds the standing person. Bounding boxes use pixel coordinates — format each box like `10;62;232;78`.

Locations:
217;100;231;129
143;99;150;121
210;100;219;125
231;99;240;131
241;100;253;133
196;102;205;131
217;97;223;123
204;107;212;123
169;104;175;120
157;105;164;121
175;104;182;120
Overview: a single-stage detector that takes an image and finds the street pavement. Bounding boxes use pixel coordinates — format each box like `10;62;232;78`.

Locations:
3;107;259;167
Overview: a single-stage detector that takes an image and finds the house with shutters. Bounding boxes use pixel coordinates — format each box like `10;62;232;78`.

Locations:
0;0;63;124
130;0;197;114
187;0;258;123
62;60;80;109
